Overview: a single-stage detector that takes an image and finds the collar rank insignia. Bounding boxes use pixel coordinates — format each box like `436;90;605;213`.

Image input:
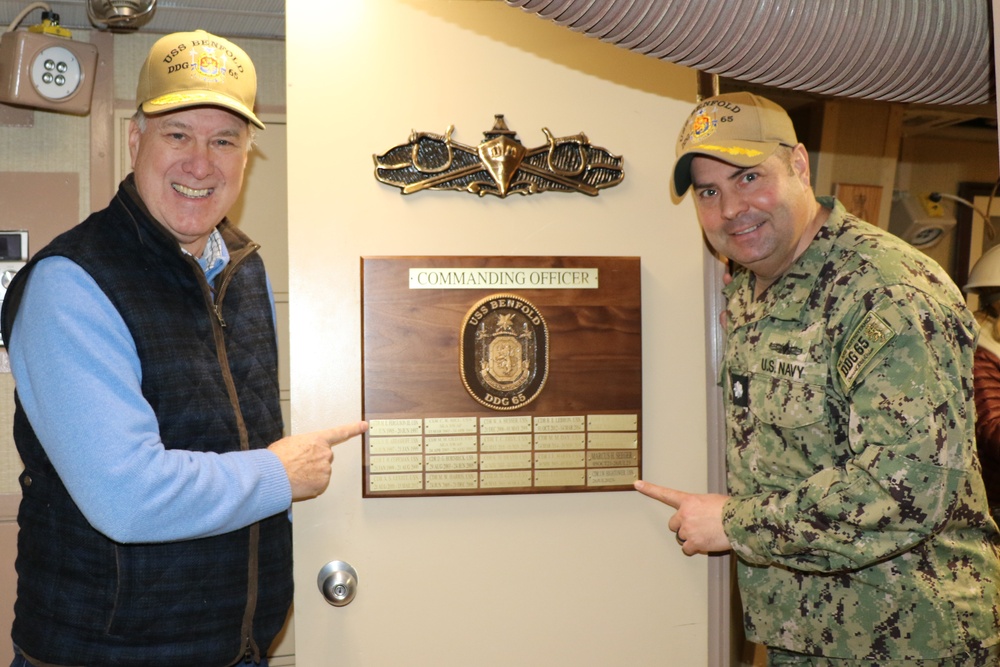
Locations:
730;372;749;408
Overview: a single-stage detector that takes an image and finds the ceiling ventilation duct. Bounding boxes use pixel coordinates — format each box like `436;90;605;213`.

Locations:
503;0;993;106
87;0;156;32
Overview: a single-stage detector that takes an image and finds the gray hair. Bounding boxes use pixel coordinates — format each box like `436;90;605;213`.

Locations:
131;108;257;150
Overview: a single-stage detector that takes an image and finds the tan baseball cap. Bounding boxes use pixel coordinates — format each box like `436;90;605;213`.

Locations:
672;92;797;197
136;29;264;129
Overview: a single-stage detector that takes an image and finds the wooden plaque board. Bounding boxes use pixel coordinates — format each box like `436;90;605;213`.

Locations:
361;256;642;497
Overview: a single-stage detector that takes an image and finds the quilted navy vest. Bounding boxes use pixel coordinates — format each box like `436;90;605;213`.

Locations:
2;178;292;666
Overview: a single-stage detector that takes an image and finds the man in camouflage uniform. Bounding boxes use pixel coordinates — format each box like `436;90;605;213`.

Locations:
635;92;1000;665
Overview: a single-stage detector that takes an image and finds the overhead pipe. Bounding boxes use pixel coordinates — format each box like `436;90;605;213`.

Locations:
504;0;993;105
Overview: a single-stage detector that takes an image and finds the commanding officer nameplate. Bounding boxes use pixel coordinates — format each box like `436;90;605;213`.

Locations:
362;256;641;497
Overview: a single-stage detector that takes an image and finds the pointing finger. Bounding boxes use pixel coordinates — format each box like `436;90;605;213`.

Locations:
322;421;369;447
634;480;689;509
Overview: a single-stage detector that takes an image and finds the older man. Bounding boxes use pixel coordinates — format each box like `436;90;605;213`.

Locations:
3;30;365;667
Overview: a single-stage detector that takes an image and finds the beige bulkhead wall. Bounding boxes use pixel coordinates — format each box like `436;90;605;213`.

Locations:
286;1;713;665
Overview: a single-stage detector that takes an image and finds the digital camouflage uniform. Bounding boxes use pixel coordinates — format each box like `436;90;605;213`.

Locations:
720;197;1000;661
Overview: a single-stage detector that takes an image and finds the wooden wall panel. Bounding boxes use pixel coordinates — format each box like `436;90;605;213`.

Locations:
0;172;80;255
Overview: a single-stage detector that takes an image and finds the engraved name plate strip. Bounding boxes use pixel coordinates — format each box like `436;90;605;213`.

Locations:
365;413;641;496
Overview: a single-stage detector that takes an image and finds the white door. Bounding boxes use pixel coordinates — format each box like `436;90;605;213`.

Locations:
226;122;295;663
286;1;715;664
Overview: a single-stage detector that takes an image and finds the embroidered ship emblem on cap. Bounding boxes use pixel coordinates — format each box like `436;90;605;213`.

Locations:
689;110;716;143
196;54;222;78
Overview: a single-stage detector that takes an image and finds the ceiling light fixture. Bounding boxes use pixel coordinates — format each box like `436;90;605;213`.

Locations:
86;0;156;32
0;3;99;114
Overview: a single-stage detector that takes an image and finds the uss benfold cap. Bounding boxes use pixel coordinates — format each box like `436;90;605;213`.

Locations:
672;92;797;197
136;29;264;129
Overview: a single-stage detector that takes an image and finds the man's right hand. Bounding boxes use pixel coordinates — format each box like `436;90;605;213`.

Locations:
268;421;368;500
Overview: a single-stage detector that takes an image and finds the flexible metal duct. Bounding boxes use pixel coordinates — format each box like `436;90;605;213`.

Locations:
503;0;993;105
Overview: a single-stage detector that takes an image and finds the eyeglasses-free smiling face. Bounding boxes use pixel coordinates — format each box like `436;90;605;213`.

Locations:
128;106;250;257
689;144;824;293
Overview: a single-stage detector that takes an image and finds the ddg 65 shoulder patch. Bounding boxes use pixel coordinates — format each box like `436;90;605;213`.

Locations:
838;311;895;389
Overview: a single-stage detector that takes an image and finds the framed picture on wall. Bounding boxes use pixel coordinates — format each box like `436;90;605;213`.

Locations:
834;183;883;226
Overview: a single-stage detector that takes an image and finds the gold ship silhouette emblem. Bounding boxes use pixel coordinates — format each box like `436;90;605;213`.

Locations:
478;132;526;197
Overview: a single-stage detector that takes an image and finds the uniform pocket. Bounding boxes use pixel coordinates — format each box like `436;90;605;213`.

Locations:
747;374;826;429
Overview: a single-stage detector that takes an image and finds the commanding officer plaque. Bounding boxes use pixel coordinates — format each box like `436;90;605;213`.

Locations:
362;256;641;498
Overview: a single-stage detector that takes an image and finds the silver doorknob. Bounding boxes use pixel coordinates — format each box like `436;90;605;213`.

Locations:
1;269;18;289
317;560;358;607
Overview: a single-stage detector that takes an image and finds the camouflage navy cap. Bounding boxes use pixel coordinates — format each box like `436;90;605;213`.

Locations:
672;92;797;198
136;29;264;129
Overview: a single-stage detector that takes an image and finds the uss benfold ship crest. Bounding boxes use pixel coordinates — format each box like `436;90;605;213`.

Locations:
461;294;549;410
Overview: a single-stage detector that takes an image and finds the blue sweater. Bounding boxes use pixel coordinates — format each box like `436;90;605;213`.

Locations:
8;246;292;543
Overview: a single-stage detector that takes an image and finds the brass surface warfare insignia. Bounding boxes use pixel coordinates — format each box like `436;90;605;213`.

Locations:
838;311;895;388
373;115;624;198
461;294;549;410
